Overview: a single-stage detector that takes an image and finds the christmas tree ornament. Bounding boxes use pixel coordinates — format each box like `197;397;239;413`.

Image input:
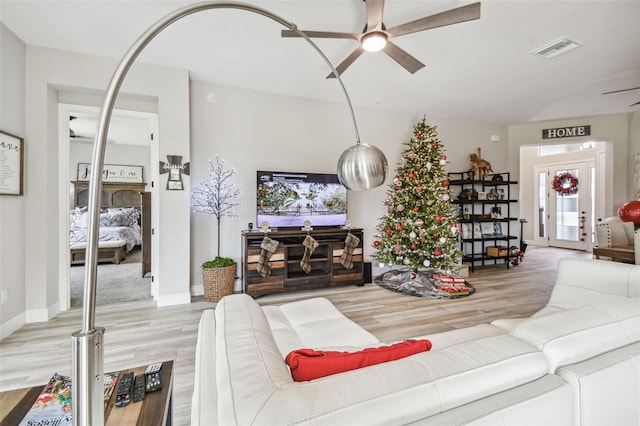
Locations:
397;204;404;212
395;244;402;252
443;179;449;186
433;143;439;149
434;248;442;256
441;155;447;161
409;231;416;239
413;206;420;212
403;258;411;265
435;215;442;222
408;172;415;179
423;259;430;267
439;237;446;244
426;162;432;170
439;159;446;166
396;224;403;231
411;243;417;250
433;232;439;237
373;240;381;247
450;226;458;235
394;185;400;191
442;194;450;201
385;228;392;235
415;219;424;226
411;272;417;279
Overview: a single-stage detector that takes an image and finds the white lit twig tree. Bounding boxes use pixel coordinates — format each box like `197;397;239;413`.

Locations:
192;156;241;259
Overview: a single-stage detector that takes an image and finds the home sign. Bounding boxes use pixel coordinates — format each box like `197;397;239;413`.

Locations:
542;125;591;139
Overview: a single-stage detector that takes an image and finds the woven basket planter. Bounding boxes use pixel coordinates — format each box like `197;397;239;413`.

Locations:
202;263;236;302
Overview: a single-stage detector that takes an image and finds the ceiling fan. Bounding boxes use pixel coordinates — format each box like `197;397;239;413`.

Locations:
282;0;481;78
601;86;640;107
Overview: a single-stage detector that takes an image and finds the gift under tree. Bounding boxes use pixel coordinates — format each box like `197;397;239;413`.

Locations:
373;117;462;289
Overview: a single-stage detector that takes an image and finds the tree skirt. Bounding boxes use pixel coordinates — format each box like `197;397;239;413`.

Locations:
374;269;475;299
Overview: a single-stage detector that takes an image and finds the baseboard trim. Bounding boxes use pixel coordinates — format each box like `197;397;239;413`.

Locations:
25;302;60;323
191;285;204;297
156;292;191;307
0;312;26;341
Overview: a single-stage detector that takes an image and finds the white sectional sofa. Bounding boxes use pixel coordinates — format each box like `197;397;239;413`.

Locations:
192;258;640;425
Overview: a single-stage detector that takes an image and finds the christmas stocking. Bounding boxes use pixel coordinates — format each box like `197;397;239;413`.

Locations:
257;237;279;278
300;235;319;274
340;232;360;269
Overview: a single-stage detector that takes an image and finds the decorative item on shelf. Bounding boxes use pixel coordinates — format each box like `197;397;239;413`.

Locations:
260;221;271;232
552;172;579;196
301;219;313;232
192;155;240;302
342;219;353;230
477;191;487;200
468;147;493;180
491;173;504;182
457;188;476;201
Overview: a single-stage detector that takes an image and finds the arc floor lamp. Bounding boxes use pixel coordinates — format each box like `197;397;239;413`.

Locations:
72;2;388;424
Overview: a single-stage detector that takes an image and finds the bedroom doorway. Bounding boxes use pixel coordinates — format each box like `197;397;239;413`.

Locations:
58;103;159;310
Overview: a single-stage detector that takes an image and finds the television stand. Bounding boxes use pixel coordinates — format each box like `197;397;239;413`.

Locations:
242;228;364;297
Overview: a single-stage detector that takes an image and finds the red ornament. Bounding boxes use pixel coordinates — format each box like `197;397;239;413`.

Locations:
411;273;417;279
415;131;421;137
385;228;392;235
417;184;422;192
394;185;400;191
618;200;640;226
435;215;442;222
396;224;403;231
408;172;415;179
373;240;381;247
433;232;439;238
442;179;449;186
441;155;447;161
434;248;442;256
432;143;439;149
413;206;420;212
410;243;417;250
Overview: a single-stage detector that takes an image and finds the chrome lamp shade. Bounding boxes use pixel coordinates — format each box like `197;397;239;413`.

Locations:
338;143;388;190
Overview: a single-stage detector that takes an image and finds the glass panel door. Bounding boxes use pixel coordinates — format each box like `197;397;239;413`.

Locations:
548;162;589;250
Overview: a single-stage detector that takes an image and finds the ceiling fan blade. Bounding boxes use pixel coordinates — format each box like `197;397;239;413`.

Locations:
326;47;366;79
281;29;359;40
631;101;640;107
382;42;425;74
601;86;640;95
365;0;385;31
388;2;481;38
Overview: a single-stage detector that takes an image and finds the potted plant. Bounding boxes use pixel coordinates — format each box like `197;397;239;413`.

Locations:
192;156;240;302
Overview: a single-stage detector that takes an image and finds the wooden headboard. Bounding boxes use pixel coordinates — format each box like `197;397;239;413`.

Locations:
71;181;147;208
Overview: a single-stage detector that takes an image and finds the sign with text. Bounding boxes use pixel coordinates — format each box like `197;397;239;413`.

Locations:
0;130;24;195
77;163;144;183
542;125;591;139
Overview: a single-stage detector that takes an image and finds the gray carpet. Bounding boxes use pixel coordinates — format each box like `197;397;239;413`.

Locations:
70;250;151;307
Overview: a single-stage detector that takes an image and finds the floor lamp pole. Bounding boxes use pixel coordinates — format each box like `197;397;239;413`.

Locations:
71;2;371;425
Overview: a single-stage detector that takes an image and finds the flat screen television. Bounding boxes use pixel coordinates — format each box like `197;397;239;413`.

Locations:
257;170;347;228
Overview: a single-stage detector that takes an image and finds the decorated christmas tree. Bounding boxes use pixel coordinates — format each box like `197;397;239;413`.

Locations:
373;117;461;275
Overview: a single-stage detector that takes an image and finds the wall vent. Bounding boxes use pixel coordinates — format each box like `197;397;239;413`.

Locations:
531;37;580;58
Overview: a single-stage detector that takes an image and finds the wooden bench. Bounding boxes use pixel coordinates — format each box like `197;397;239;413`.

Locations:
70;240;126;265
592;246;635;264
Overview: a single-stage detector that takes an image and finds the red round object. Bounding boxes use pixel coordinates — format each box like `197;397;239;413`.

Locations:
410;243;417;250
385;228;392;235
434;248;442;256
396;224;403;231
435;215;442;222
373;240;380;247
413;206;419;212
442;179;449;186
394;185;400;191
618;200;640;226
432;143;439;149
408;172;415;179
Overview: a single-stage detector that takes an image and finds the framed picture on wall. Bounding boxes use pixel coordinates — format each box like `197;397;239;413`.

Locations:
0;130;24;195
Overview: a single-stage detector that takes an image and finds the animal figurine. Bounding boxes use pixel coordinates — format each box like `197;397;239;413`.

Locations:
468;148;493;180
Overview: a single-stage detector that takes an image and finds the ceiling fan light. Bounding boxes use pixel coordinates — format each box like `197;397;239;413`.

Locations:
362;32;387;52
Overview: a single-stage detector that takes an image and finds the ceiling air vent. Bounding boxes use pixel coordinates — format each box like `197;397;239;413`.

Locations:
531;37;580;58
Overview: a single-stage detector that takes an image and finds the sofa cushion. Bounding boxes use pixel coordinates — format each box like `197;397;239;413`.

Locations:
556;342;640;426
285;339;432;381
262;297;379;357
510;297;640;372
546;258;640;310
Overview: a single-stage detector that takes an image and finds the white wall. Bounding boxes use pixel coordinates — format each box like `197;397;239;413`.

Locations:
629;110;640;200
0;23;27;338
508;113;632;241
1;44;192;336
189;80;509;291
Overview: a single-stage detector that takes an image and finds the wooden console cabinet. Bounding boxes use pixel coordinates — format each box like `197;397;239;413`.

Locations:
242;228;364;297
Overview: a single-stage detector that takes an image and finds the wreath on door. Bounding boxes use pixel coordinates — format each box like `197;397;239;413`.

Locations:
552;172;579;196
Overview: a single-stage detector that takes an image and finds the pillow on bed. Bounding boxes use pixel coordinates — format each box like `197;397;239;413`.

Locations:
285;339;432;382
107;207;141;227
99;211;130;227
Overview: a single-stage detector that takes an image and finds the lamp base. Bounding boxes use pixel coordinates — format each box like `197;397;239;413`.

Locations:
72;327;105;426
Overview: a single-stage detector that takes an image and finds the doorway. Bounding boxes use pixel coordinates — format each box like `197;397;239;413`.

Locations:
522;141;610;251
57;104;159;310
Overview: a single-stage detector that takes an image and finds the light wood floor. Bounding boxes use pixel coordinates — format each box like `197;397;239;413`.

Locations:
0;246;591;425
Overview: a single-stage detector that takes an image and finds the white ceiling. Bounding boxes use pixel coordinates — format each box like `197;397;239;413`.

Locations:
2;0;639;125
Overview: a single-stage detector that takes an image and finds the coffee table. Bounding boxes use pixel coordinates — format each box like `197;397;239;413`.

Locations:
0;360;173;426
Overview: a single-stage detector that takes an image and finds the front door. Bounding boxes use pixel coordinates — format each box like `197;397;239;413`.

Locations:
547;162;590;250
